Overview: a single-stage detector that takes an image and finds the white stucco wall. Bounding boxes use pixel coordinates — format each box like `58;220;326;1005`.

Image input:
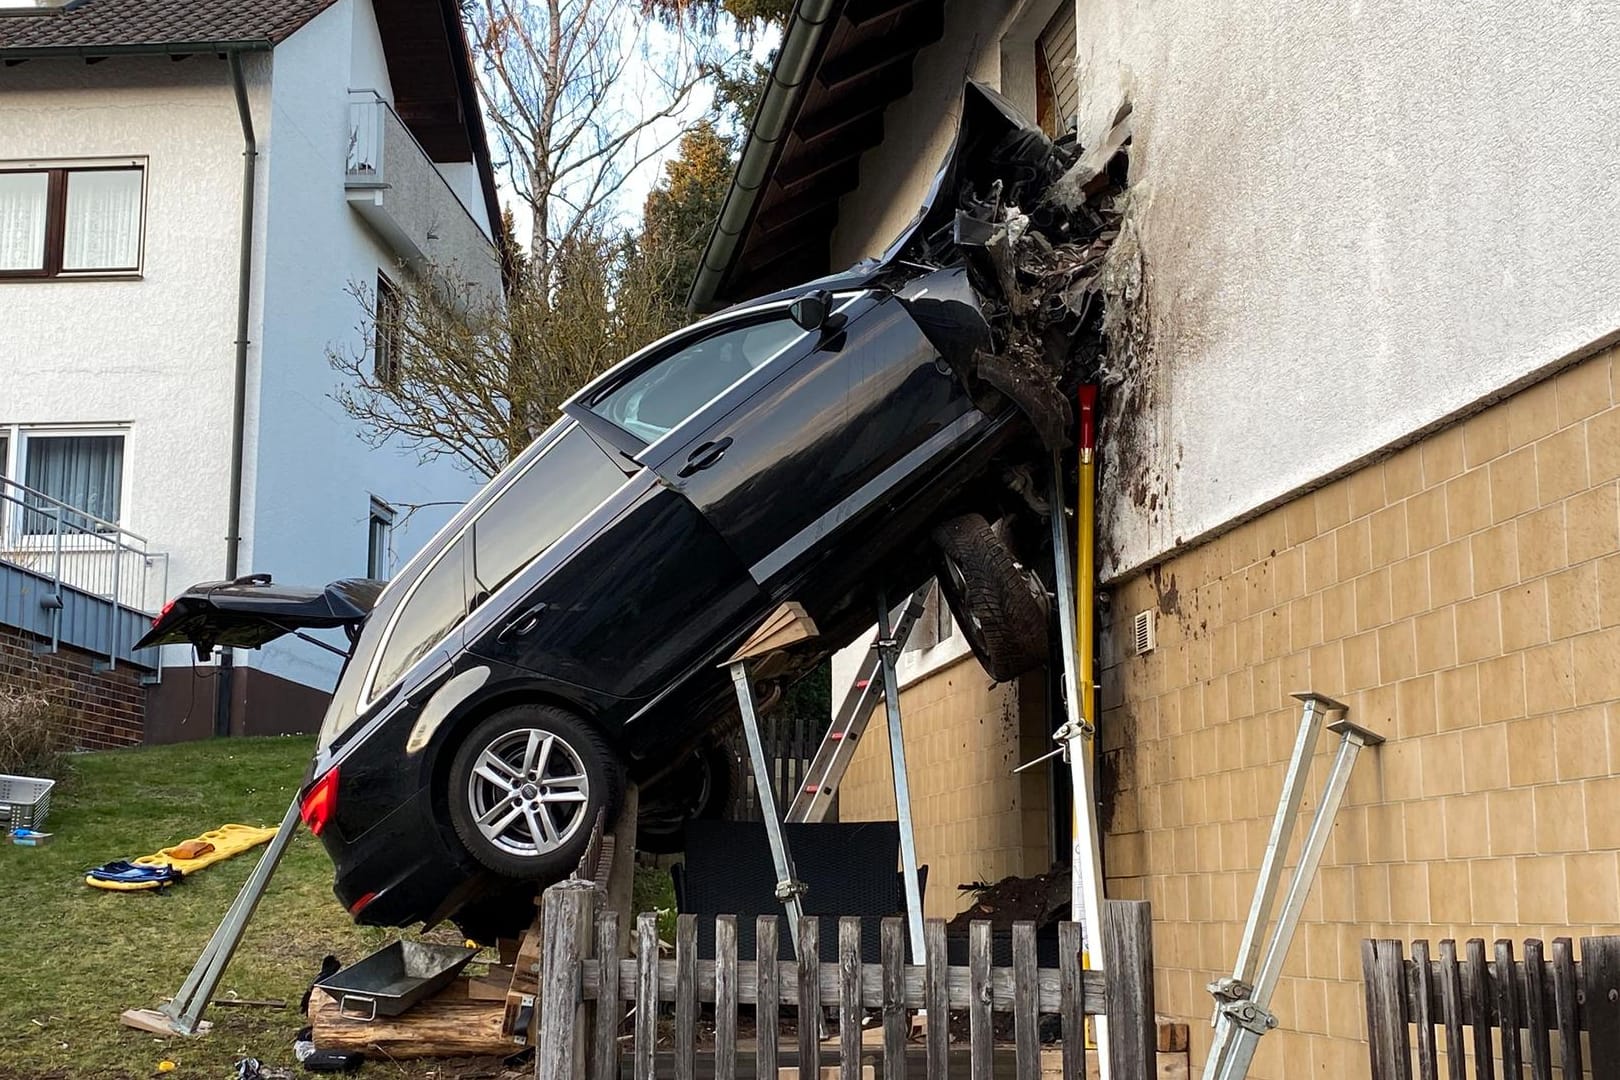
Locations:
1068;0;1620;577
0;54;272;653
250;0;480;690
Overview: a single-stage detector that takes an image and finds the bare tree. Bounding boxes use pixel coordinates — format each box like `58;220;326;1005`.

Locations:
330;219;678;481
471;0;733;266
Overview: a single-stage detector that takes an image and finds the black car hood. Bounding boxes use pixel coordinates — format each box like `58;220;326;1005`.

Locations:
135;575;384;655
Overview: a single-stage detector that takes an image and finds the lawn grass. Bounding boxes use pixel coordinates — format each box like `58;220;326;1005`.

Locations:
0;737;422;1079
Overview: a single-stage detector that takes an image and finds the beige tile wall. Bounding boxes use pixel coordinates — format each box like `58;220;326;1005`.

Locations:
837;653;1054;920
1101;344;1620;1076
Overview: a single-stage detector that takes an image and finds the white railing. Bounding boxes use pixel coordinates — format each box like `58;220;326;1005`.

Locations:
346;89;387;184
0;474;166;614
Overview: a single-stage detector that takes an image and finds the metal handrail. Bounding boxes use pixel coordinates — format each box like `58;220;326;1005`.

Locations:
0;473;151;546
0;473;162;617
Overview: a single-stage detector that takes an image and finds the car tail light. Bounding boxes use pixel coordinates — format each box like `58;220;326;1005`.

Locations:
348;891;378;916
300;766;339;836
152;598;177;627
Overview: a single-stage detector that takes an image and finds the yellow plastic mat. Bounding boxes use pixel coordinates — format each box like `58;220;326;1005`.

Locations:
86;824;279;891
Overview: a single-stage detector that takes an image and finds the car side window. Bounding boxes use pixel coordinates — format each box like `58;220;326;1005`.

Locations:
371;536;467;697
472;425;628;595
588;317;805;443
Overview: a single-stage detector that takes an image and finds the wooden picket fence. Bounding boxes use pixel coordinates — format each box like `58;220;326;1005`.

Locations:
1363;935;1620;1079
535;880;1159;1079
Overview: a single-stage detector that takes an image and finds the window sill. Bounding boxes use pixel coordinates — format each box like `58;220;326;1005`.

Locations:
895;631;975;690
0;272;144;283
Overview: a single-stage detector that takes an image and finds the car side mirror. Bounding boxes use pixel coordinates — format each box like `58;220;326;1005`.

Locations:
789;289;834;332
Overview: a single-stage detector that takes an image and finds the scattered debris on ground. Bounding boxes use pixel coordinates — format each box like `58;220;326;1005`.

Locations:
949;864;1073;933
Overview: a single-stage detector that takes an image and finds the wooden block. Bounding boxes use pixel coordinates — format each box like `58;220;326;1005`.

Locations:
309;990;514;1058
118;1008;212;1037
777;1068;873;1080
730;602;818;661
1155;1016;1190;1052
465;970;512;1001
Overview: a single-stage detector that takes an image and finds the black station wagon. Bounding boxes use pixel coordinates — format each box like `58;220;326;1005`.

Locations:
139;83;1083;938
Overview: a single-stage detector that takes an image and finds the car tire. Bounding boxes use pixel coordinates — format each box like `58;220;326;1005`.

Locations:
636;740;738;855
931;513;1051;682
447;704;624;881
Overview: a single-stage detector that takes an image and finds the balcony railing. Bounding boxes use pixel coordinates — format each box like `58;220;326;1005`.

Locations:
0;475;165;614
345;90;502;300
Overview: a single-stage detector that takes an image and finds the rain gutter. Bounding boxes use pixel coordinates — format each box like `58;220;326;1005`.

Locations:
687;0;841;312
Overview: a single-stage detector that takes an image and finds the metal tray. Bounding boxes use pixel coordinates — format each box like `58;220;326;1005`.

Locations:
316;940;479;1020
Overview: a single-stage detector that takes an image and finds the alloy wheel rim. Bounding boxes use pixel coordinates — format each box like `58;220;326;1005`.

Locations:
467;728;590;857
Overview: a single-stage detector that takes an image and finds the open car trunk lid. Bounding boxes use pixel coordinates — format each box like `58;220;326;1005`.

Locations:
135;574;384;656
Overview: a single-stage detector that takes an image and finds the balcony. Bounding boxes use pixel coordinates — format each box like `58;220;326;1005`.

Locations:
346;90;502;299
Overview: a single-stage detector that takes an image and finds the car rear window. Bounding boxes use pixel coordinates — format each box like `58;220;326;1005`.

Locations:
370;536;467;697
472;426;627;595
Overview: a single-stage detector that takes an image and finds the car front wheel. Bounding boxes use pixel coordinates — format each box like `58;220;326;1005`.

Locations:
932;513;1051;682
447;704;624;881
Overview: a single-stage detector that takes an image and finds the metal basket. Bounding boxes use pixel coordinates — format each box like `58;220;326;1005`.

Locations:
0;774;56;831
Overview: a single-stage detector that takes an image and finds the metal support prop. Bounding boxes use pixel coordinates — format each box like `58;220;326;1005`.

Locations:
875;592;926;962
158;797;302;1034
1201;694;1385;1080
728;661;811;959
1048;443;1111;1080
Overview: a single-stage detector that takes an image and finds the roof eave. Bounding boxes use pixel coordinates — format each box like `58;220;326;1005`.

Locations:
0;39;273;59
686;0;843;313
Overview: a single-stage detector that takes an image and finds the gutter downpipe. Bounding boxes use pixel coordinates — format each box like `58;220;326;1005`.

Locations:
218;49;257;737
686;0;839;312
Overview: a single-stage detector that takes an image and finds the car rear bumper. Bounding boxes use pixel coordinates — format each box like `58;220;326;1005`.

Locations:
320;787;469;927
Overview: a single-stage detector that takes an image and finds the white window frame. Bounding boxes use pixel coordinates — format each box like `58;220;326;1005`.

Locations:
0;156;149;279
0;423;133;547
895;579;973;689
367;496;396;579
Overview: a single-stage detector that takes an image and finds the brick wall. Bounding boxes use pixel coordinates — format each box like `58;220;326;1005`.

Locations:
1101;343;1620;1076
0;622;145;749
837;653;1055;920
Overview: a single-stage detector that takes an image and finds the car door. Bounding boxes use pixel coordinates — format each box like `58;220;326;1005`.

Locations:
461;422;765;704
576;285;987;591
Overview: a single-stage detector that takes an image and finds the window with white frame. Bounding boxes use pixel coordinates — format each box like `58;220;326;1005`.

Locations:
0;161;146;277
0;427;127;534
374;272;402;383
367;497;395;579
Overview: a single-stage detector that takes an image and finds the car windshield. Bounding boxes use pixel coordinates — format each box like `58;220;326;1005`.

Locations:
588;318;803;443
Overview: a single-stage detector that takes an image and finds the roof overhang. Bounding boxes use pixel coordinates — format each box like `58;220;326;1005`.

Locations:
688;0;945;312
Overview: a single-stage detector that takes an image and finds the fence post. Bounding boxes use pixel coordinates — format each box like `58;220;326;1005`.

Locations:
1580;935;1620;1071
538;880;595;1080
1362;940;1413;1080
1102;899;1155;1080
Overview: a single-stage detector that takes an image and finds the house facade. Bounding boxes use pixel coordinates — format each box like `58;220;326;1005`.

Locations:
695;0;1620;1073
0;0;501;742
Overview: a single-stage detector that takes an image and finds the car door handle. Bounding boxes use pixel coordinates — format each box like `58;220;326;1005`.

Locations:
677;437;733;477
497;603;549;642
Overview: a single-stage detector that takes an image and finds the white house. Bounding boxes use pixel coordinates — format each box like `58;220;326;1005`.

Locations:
0;0;503;741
